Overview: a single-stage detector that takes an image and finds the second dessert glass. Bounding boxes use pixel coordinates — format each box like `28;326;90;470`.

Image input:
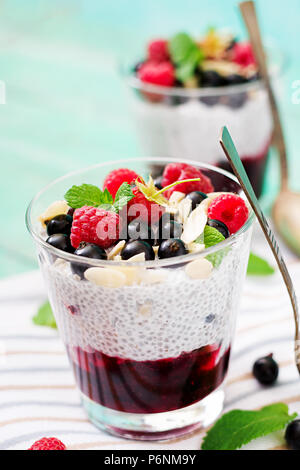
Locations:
125;77;273;199
26;157;255;440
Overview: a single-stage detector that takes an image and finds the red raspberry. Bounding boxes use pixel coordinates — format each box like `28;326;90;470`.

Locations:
28;437;66;450
208;194;249;234
103;168;139;198
162;163;214;198
232;42;256;67
138;61;175;87
70;206;119;249
125;187;164;224
162;163;188;187
148;39;169;62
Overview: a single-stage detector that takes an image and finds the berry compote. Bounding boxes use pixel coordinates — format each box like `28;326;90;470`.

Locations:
68;344;230;414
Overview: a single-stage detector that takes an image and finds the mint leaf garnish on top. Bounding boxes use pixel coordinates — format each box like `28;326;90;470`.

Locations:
65;184;104;209
203;225;225;247
176;48;203;83
64;183;134;213
169;32;204;82
112;182;135;212
202;403;297;450
195;226;225;247
33;301;57;329
100;188;114;205
247;253;275;276
200;226;227;268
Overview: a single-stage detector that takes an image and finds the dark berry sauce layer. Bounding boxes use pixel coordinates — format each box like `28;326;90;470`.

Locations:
68;344;230;414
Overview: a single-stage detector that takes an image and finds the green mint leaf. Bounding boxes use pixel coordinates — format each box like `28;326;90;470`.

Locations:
202;403;297;450
98;188;114;210
169;32;195;64
206;247;230;269
176;61;195;83
194;226;225;247
203;226;225;247
65;184;103;208
204;226;228;269
112;182;134;213
247;253;275;276
169;33;204;83
33;301;57;329
65;184;115;210
195;226;228;268
101;188;114;205
176;48;203;82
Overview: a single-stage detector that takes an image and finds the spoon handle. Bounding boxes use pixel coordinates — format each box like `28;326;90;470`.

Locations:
220;126;300;375
239;1;289;191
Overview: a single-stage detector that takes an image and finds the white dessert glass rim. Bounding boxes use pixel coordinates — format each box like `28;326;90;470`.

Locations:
120;40;286;98
26;157;255;268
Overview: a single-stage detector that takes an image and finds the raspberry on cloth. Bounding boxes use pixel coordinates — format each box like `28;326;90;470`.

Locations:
28;437;66;451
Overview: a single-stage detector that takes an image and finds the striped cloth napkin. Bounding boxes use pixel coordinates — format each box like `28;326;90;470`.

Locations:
1;230;299;450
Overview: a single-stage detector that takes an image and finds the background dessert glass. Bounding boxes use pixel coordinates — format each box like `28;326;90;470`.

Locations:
123;44;284;199
125;78;272;199
26;157;255;441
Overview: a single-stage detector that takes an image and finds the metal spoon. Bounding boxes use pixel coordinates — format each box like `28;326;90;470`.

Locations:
239;0;300;256
220;126;300;375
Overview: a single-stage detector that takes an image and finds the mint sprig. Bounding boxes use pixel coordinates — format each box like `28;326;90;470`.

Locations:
113;182;135;212
195;225;225;246
33;301;57;329
195;226;228;268
65;184;104;209
203;225;225;247
204;227;229;268
64;183;134;213
247;253;275;276
169;32;204;82
202;403;297;450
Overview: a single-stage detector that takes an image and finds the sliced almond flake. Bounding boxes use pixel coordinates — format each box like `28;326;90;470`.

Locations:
181;205;207;244
39;200;69;227
168;191;185;206
126;252;146;262
185;258;213;280
84;267;127;288
139;269;167;285
187;242;206;254
177;197;192;224
111;266;141;286
200;197;213;214
107;240;126;260
202;60;240;76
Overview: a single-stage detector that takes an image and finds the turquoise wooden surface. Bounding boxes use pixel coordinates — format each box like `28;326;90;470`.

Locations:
1;0;300;278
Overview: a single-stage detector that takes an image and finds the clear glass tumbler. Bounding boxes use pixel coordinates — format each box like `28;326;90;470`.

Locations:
124;68;276;199
26;158;254;440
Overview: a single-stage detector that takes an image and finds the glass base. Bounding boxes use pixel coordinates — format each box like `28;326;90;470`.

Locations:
81;387;224;441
